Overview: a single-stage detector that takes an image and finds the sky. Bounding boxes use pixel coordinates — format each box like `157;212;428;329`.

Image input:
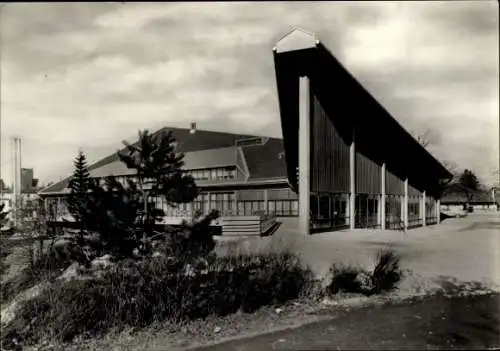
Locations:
1;1;499;187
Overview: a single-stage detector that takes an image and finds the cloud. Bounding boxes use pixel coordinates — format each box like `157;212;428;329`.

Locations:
0;2;498;186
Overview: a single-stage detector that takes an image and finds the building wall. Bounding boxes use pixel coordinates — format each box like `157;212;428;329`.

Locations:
386;169;404;195
311;95;350;193
43;185;300;221
356;153;381;195
307;86;442;230
21;168;35;193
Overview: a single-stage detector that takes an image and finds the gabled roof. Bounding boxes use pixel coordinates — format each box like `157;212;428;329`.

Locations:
39;127;288;195
441;183;497;204
274;27;318;54
242;138;287;180
183;146;239;170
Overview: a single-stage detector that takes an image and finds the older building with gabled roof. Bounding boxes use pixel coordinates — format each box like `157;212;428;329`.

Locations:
39;125;299;224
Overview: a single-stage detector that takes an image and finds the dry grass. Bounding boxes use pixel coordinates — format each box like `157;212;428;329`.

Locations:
1;251;313;349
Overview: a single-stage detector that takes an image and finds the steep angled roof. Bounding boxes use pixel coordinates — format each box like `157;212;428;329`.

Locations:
273;28;453;197
39;127;287;195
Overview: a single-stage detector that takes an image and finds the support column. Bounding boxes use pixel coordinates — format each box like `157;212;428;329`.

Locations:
349;128;356;230
381;163;386;230
232;192;238;215
345;196;350;225
264;189;268;215
421;191;426;227
404;178;408;231
436;198;441;224
298;76;310;236
207;192;211;216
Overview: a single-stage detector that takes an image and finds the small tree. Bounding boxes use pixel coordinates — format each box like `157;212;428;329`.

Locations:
458;169;480;191
82;177;144;259
81;129;216;260
67;151;92;244
457;169;481;203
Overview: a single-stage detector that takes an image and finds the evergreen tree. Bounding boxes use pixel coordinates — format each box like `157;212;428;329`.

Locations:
118;130;198;241
458;169;480;191
456;169;481;203
67;151;92;244
82;129;216;260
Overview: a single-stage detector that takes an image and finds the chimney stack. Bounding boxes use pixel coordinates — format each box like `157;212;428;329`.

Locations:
190;122;197;134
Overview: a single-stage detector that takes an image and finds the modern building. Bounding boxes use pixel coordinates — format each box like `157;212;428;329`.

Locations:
38;124;299;223
273;28;452;234
39;28;454;235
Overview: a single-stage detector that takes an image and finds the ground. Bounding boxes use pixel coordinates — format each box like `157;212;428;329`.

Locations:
191;293;500;351
2;212;500;350
217;212;500;294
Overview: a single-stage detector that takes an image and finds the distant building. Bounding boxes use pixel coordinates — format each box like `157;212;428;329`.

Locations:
441;183;499;212
21;168;36;193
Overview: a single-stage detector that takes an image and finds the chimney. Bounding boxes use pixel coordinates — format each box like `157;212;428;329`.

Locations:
190;122;197;134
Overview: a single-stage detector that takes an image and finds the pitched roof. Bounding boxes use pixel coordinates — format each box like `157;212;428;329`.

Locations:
183;146;239;170
39;127;287;195
242;138;287;180
441;183;497;203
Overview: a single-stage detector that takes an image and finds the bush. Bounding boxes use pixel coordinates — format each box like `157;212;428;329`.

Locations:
371;249;402;294
162;210;219;263
326;249;403;297
2;252;313;346
327;265;371;295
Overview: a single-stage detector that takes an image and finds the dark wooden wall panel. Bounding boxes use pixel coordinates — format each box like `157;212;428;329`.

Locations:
386;169;403;195
356;152;381;194
408;183;420;197
311;94;350;193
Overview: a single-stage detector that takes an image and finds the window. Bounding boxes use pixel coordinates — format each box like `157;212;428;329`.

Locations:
225;168;236;180
202;170;209;180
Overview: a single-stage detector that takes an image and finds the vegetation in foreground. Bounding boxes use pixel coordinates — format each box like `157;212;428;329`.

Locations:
327;248;403;296
0;129;406;350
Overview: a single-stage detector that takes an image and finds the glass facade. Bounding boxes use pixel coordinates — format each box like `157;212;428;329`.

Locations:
310;193;349;230
354;194;379;229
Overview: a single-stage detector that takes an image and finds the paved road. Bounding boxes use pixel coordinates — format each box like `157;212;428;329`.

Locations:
190;293;500;351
